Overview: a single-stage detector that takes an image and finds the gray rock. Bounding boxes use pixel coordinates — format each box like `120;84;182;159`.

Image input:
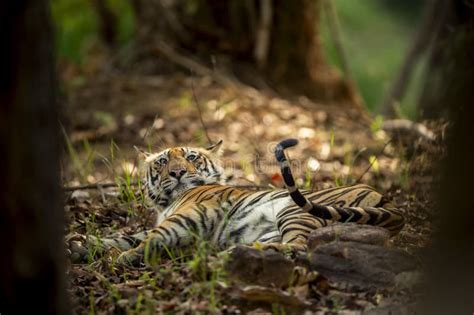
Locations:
308;223;390;251
363;302;417;315
226;245;295;288
309;241;417;290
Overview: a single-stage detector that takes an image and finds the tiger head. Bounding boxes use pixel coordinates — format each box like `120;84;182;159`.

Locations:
140;140;224;209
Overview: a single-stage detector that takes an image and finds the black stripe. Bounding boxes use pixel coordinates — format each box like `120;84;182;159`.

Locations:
290;191;308;207
175;213;199;232
349;190;372;207
308;204;333;220
167;217;187;230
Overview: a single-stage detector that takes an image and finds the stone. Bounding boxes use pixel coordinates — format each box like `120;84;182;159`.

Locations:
307;223;390;251
309;241;417;290
228;285;311;308
226;245;295;288
70;190;90;202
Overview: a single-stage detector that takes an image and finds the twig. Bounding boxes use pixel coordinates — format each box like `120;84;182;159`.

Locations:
190;73;213;145
356;139;392;183
63;182;268;192
63;182;134;192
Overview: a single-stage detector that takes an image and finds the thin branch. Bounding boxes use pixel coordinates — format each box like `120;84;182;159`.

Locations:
356;139;392;183
190;74;213;145
63;182;268;192
63;182;135;192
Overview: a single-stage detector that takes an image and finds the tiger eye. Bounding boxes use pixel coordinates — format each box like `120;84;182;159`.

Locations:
187;154;198;162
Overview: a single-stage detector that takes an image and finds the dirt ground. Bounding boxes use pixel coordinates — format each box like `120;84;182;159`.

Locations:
63;70;441;314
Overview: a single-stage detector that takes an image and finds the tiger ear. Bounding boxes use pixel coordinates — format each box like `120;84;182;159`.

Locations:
134;146;151;160
205;140;223;155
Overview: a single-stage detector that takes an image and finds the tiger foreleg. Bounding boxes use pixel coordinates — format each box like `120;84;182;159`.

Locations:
116;210;211;266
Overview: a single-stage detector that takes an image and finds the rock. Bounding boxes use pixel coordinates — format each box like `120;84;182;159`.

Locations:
363;302;417;315
309;241;417;290
393;271;423;290
70;190;90;202
307;224;390;251
228;285;311;308
70;240;89;261
226;245;295;288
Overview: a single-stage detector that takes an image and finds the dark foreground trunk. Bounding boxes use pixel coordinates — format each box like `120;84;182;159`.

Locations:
420;1;474;313
0;1;68;314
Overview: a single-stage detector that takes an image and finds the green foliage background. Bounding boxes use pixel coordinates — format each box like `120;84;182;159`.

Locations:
52;0;424;117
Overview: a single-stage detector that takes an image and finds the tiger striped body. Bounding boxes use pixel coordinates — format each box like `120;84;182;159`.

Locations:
75;140;404;266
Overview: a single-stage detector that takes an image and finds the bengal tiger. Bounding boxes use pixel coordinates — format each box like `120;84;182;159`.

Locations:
68;139;404;266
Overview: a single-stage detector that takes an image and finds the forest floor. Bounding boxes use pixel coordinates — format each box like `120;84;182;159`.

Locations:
63;69;442;314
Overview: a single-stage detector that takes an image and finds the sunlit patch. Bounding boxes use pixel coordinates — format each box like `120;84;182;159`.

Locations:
119;161;137;176
320;142;331;160
298;127;315;139
306;157;321;172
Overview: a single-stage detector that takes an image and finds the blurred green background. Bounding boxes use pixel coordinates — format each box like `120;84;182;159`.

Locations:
52;0;424;118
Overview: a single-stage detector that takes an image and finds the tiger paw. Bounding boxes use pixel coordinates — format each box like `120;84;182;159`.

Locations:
65;233;89;263
65;233;106;263
256;242;307;257
116;249;144;267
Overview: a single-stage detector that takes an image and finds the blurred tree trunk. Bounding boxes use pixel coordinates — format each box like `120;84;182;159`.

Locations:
418;0;471;119
420;1;474;313
132;0;362;107
379;0;447;118
91;0;119;48
0;1;68;314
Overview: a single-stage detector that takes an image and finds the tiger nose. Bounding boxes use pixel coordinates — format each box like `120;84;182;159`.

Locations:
169;168;187;179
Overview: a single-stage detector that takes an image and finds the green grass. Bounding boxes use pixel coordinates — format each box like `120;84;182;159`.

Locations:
51;0;135;63
321;0;424;118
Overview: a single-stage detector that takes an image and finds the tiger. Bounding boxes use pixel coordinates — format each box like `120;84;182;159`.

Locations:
68;139;404;266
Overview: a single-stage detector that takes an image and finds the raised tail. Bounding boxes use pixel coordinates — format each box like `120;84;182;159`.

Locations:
274;139;405;235
274;139;314;211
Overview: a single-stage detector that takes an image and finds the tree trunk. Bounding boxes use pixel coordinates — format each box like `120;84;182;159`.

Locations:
131;0;361;107
0;1;68;314
420;1;474;313
379;0;448;118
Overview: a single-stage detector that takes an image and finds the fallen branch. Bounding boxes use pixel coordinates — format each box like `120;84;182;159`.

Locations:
381;119;436;142
63;182;133;192
152;41;236;87
152;41;278;98
63;182;269;192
